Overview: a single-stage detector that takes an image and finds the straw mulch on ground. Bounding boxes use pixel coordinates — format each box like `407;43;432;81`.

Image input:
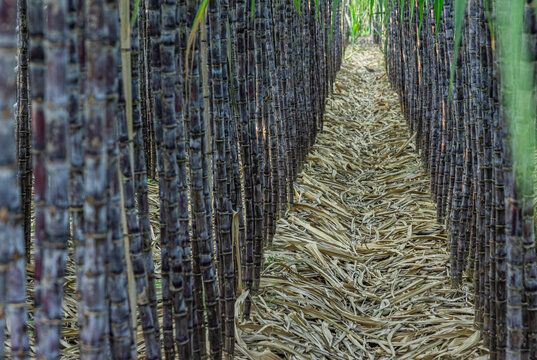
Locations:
235;40;488;360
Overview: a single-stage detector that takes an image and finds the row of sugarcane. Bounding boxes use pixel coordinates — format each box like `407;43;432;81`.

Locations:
381;0;537;358
1;0;346;359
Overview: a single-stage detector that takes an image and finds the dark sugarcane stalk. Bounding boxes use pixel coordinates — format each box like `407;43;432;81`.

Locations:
227;0;245;293
175;0;195;354
184;6;207;359
107;67;134;359
275;0;292;213
138;0;148;174
307;0;319;152
208;0;228;349
417;6;426;154
481;4;497;354
131;3;162;355
284;0;297;198
319;0;327;125
430;11;445;207
206;2;224;349
39;0;72;357
176;64;195;360
318;0;328;132
242;0;258;316
421;9;432;169
433;2;448;221
226;1;245;218
469;0;485;329
494;90;507;358
413;1;420;145
0;1;30;358
104;2;136;356
200;19;215;349
335;1;342;72
492;1;507;353
253;0;267;294
293;5;306;171
460;0;476;287
144;0;157;181
80;0;111;356
292;0;305;171
186;0;222;355
138;0;153;179
412;2;421;156
475;0;494;346
199;13;218;357
265;0;283;243
466;2;481;294
115;3;161;357
449;34;465;286
16;0;31;260
258;0;271;259
428;8;440;197
185;3;208;357
227;120;243;238
213;0;236;353
69;0;86;340
118;70;161;360
505;160;522;358
137;1;162;349
147;0;176;357
325;0;332;94
312;0;319;108
446;4;458;224
160;1;190;357
262;0;277;247
172;0;195;357
234;0;254;296
28;0;46;344
271;0;289;217
438;0;455;222
457;10;471;287
472;0;490;342
468;0;486;334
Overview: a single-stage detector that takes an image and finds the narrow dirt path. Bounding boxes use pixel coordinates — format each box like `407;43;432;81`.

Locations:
236;41;487;360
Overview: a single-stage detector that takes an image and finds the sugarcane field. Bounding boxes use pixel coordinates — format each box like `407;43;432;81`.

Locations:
2;0;537;358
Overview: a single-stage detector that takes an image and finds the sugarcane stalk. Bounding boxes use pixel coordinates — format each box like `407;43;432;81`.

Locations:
39;1;72;357
0;1;30;357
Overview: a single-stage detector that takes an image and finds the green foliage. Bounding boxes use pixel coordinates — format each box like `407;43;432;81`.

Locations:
292;0;301;16
418;0;425;36
496;1;535;196
433;0;444;37
345;0;373;41
130;0;141;27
